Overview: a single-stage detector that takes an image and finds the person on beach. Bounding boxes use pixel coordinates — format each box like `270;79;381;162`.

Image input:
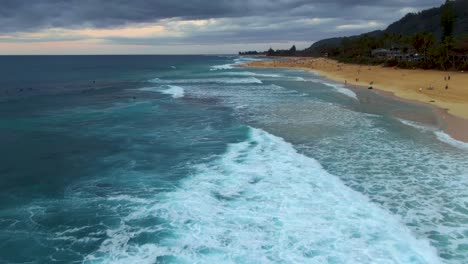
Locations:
446;85;448;90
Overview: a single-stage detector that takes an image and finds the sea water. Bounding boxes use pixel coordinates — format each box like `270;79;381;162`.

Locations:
0;55;466;263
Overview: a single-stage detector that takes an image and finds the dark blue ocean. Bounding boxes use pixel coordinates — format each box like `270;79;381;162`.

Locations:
0;55;467;264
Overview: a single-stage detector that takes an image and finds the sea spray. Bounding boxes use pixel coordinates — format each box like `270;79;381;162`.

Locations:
397;118;468;151
86;127;441;264
160;85;185;98
149;77;263;84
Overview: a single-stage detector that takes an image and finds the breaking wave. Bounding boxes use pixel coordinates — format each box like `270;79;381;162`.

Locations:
138;85;185;98
149;77;263;84
397;119;468;151
85;127;440;264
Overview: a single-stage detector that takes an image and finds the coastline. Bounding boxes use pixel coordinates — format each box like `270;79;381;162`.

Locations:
244;57;468;144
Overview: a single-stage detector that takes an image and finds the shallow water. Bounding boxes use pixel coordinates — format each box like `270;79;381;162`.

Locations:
0;55;466;263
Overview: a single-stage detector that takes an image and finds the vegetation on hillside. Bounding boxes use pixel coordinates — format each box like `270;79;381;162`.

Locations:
304;0;468;70
239;0;468;71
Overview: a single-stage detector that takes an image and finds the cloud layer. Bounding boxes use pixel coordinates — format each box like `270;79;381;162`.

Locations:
0;0;445;54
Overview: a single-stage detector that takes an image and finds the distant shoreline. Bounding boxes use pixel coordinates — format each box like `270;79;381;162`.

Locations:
244;57;468;143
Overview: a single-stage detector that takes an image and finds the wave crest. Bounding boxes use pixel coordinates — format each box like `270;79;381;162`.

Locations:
149;77;262;85
138;85;185;98
86;127;440;263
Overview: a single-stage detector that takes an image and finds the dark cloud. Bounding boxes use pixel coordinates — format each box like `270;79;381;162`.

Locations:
0;0;444;33
0;0;445;53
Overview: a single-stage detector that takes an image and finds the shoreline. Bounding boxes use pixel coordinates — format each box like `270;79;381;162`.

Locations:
350;82;468;144
244;57;468;144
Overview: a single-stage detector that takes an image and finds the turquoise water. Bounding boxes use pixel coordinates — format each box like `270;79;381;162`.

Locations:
0;55;467;263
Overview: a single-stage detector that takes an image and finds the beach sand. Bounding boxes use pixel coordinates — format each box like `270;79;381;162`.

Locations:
246;57;468;143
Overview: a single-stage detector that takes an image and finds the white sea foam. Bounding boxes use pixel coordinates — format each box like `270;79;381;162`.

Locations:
293;76;306;81
139;85;185;98
235;57;262;62
86;127;441;264
138;86;159;92
210;64;235;71
322;82;358;100
210;57;263;71
435;131;468;151
271;67;357;99
289;76;326;82
149;77;262;84
160;85;185;98
397;119;435;132
284;69;308;73
288;72;358;100
221;71;282;78
397;119;468;150
107;195;151;204
233;57;263;65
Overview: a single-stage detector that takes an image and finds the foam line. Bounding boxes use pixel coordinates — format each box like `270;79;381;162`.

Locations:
86;127;441;264
434;131;468;151
322;82;358;100
220;71;282;78
397;119;468;151
138;85;185;98
149;77;263;84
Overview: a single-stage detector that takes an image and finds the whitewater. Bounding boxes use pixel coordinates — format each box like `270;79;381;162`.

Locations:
85;128;441;264
0;55;467;264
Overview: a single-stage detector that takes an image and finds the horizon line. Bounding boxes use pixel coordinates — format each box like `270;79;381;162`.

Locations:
0;53;239;56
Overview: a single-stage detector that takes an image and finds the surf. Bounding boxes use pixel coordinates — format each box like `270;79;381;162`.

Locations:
149;77;263;84
139;85;185;98
85;127;441;264
220;71;283;78
397;118;468;151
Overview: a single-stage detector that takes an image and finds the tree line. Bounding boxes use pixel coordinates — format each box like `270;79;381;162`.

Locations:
239;45;297;56
312;1;466;70
239;0;468;71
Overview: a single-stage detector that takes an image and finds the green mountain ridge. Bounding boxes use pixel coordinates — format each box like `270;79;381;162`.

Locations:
306;0;468;54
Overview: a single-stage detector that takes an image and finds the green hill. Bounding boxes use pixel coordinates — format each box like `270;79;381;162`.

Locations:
386;0;468;38
305;0;468;54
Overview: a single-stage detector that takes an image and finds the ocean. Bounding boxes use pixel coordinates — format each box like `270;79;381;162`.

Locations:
0;55;467;264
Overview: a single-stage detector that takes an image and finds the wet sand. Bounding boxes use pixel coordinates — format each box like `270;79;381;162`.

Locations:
245;57;468;143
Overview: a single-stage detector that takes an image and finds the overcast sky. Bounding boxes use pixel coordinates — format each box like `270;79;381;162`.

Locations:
0;0;445;54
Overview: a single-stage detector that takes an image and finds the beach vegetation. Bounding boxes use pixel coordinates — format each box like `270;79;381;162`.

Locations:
239;0;468;71
441;0;455;40
267;48;275;56
289;45;296;55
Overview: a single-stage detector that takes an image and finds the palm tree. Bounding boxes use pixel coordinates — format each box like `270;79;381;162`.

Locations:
422;33;435;61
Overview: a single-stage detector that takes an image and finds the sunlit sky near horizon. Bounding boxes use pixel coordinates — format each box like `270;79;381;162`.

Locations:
0;0;445;55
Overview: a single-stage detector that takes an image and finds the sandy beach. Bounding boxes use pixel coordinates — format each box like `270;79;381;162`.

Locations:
246;57;468;143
